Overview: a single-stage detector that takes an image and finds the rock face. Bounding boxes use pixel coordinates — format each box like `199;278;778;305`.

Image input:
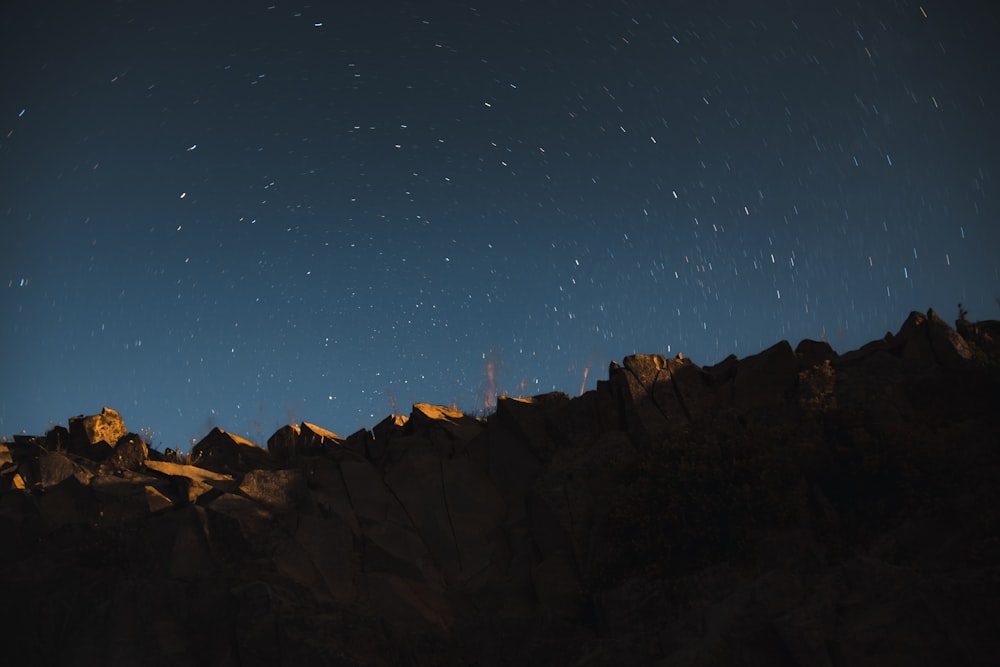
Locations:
1;309;998;666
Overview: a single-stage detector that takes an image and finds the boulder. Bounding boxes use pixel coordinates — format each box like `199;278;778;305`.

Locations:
67;407;126;460
191;427;273;473
32;450;92;488
106;433;148;472
44;425;72;453
90;470;167;523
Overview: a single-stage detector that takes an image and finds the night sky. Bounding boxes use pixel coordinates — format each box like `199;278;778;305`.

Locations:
3;1;998;450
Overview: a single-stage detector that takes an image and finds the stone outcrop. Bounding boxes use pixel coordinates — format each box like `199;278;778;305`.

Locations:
191;426;274;473
1;309;998;666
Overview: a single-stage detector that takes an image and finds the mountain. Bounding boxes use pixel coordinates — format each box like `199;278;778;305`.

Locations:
2;308;998;666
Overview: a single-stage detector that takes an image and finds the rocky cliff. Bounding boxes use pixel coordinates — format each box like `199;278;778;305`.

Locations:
2;309;998;666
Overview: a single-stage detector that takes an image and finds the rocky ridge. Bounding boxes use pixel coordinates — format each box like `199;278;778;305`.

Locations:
1;309;998;666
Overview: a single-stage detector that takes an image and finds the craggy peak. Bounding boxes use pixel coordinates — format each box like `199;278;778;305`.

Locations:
2;310;999;665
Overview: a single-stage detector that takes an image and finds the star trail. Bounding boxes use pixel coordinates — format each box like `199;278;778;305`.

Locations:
2;1;998;449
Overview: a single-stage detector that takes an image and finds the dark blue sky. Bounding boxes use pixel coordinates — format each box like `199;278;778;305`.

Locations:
3;1;998;449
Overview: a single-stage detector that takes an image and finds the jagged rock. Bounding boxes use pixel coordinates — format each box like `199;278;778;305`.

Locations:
191;427;273;473
106;433;148;472
303;456;361;536
795;338;838;369
733;340;799;413
627;355;717;427
206;492;282;552
339;458;410;525
238;468;309;513
622;353;670;391
90;470;168;524
704;353;739;384
266;423;300;460
44;425;71;453
269;422;347;461
3;312;999;666
925;308;973;366
37;475;98;532
144;459;233;487
408;403;486;455
144;459;233;504
67;407;126;460
0;469;27;493
370;413;408;465
895;309;972;368
343;427;373;458
549;390;602;450
495;394;563;461
300;421;342;450
609;356;673;448
32;450;93;488
144;484;174;512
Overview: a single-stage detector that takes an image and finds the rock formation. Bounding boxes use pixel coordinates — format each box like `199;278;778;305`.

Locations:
1;309;998;666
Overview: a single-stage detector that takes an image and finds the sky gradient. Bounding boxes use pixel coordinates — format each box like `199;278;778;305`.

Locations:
3;1;998;450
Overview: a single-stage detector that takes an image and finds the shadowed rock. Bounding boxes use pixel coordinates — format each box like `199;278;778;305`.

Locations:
67;406;126;460
2;310;999;666
106;433;148;472
191;427;273;473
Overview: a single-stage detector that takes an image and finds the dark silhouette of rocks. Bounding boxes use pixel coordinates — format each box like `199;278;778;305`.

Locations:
1;309;998;666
